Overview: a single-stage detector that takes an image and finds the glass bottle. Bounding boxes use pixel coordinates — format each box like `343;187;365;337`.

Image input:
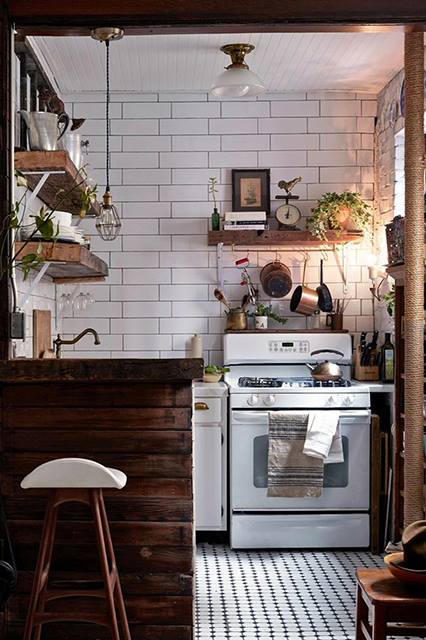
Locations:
380;332;394;382
211;207;220;231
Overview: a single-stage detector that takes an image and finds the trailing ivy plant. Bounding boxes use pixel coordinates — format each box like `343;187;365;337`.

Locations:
0;167;97;281
307;191;371;241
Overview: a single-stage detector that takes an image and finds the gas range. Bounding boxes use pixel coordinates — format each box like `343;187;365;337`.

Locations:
224;331;371;549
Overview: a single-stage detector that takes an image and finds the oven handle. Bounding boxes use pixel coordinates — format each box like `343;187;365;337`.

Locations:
232;410;371;423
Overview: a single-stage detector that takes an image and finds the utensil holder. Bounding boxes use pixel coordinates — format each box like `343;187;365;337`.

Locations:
353;346;380;381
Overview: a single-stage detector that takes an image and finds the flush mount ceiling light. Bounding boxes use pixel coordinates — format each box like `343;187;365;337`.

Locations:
91;27;124;241
210;43;266;98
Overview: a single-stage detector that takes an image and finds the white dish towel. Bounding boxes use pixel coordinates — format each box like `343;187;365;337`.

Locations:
303;411;344;464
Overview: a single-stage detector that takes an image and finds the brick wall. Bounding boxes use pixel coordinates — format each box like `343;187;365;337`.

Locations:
58;90;378;363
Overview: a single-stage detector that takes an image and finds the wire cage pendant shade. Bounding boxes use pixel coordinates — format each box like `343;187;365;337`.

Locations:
91;28;123;241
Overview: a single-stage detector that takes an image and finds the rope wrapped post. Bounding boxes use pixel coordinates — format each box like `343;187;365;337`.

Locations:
404;31;425;527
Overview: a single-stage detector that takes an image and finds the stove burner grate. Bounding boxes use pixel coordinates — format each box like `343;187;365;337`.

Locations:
237;376;351;388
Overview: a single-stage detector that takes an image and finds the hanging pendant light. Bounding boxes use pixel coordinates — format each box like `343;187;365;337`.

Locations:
210;44;266;98
91;27;124;241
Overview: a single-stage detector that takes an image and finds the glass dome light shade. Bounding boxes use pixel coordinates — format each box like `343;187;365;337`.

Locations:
210;66;266;98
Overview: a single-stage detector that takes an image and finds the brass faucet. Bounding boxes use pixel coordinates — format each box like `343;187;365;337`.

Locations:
54;328;101;358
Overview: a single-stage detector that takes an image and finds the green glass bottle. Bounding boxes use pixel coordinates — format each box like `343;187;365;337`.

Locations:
211;207;220;231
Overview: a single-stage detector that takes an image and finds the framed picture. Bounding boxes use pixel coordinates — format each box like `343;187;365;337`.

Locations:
232;169;270;214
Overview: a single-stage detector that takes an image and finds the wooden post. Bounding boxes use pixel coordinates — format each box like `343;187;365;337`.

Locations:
0;6;11;359
403;31;425;526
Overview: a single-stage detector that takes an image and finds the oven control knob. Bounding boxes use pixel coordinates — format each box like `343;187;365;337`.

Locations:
247;394;260;406
343;395;355;407
264;394;276;407
326;395;336;407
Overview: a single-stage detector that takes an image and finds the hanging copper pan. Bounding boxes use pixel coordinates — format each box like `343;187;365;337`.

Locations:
290;259;319;315
260;261;292;298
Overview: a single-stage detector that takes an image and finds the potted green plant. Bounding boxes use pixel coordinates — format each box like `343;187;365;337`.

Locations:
249;303;288;330
307;191;370;241
203;365;230;383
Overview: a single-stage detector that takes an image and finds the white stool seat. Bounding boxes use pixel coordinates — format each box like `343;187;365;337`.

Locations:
21;458;127;489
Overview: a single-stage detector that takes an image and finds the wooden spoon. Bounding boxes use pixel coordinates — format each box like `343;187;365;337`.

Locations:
214;288;231;309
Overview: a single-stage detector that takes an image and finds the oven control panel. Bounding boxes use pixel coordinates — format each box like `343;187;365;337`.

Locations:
268;340;310;354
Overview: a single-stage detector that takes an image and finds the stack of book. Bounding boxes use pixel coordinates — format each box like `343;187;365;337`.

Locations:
223;211;267;231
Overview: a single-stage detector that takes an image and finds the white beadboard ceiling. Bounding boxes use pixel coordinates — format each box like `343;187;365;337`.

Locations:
30;32;404;95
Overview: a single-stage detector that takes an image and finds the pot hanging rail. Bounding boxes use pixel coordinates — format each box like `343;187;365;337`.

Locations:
91;27;123;241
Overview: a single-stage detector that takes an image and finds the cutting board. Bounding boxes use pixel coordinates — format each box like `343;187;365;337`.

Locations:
33;309;52;358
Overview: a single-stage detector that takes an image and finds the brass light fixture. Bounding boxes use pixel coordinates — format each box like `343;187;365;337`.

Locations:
91;27;124;241
210;44;266;98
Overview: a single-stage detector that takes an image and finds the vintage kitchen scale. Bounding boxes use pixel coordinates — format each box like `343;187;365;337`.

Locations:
275;176;302;229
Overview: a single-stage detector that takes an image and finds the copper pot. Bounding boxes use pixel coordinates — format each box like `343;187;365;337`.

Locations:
260;261;292;298
290;259;319;316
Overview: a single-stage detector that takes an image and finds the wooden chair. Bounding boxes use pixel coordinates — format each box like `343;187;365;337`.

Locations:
356;567;426;639
20;457;131;640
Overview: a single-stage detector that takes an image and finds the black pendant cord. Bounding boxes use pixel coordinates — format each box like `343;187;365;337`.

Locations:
105;39;110;193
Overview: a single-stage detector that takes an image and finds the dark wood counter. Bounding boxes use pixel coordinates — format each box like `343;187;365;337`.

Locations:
0;357;202;382
0;358;203;640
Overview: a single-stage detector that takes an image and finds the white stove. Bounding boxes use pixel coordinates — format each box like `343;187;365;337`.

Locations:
224;332;371;550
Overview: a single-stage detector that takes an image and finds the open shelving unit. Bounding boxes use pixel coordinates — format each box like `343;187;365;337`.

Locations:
15;150;100;217
13;150;108;286
208;229;364;247
14;241;108;284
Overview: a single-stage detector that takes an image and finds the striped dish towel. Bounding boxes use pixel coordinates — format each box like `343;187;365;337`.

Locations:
267;412;324;498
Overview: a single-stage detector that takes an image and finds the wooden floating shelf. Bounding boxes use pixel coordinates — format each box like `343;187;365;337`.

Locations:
387;258;426;283
208;229;364;247
15;150;101;217
14;241;108;283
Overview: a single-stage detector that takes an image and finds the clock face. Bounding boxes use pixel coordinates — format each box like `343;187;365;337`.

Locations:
276;203;301;227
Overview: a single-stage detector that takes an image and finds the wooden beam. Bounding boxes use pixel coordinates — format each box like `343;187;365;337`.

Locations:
0;6;12;359
403;31;425;526
7;0;426;33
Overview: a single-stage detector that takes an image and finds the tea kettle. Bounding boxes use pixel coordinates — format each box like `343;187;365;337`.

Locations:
305;349;344;382
20;110;70;151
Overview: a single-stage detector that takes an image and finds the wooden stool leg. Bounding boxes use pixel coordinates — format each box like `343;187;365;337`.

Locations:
90;489;121;640
23;493;58;640
372;605;387;640
356;584;369;640
99;492;131;640
33;496;59;640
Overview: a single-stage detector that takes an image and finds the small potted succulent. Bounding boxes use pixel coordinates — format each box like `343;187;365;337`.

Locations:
249;303;288;330
307;191;371;241
203;365;230;383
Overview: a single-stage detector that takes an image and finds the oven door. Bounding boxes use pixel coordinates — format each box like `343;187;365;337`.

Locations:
231;409;370;511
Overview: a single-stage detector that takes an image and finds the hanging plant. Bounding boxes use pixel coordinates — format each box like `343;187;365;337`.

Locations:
307;191;371;241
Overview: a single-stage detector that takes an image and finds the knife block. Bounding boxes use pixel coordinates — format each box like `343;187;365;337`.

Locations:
353;346;380;381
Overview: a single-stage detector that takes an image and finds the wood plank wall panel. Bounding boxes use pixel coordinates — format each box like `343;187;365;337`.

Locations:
0;380;194;640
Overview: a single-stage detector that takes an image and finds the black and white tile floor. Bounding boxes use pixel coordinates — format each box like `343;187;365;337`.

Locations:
196;544;420;640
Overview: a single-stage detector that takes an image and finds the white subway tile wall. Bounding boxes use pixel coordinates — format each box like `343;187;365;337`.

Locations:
59;92;377;363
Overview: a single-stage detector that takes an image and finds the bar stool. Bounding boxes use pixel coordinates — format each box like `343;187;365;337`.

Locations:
21;457;131;640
